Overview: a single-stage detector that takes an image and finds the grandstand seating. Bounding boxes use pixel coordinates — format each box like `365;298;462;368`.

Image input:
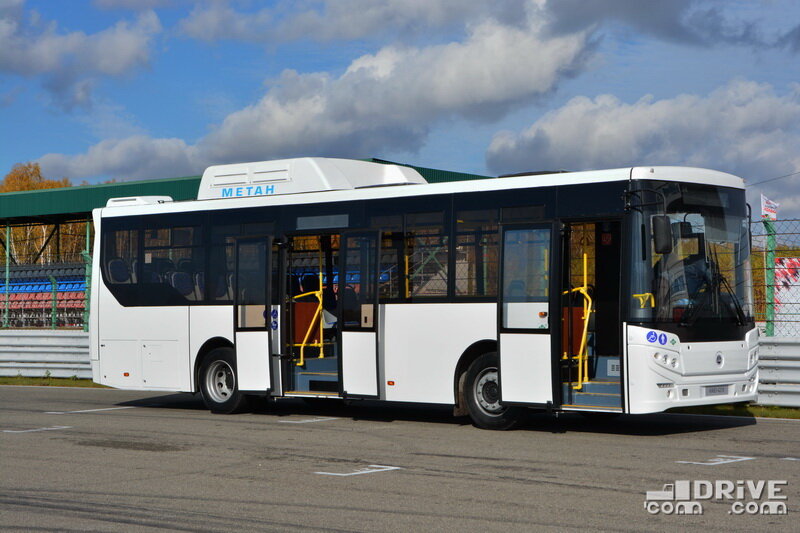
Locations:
0;263;87;328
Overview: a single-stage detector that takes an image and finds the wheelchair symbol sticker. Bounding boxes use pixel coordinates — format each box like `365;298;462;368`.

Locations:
646;331;658;343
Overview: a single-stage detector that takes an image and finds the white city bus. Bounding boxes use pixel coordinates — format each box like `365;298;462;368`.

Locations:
90;158;758;429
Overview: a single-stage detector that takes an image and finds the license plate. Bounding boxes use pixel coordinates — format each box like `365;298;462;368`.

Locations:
705;385;729;396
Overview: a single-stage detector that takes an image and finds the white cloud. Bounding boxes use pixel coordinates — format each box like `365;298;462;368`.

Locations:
39;15;591;181
486;80;800;211
178;0;272;43
0;4;161;109
178;0;529;44
542;0;790;50
39;136;199;181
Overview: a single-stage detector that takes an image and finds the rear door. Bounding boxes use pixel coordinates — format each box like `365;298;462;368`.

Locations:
338;231;380;398
498;224;555;405
234;236;274;393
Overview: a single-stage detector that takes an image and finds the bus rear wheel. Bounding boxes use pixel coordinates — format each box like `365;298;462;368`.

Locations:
199;348;248;414
464;352;523;430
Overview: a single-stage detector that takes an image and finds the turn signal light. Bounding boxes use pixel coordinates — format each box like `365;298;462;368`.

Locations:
538;312;548;318
123;372;130;377
387;381;395;386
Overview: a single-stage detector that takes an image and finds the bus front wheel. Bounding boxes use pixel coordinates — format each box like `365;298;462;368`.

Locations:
464;352;523;430
199;348;248;414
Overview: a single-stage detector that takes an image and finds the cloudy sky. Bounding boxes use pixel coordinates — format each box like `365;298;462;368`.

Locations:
2;0;799;213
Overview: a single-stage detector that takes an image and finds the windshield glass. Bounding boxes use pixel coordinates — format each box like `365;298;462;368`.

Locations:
627;181;753;339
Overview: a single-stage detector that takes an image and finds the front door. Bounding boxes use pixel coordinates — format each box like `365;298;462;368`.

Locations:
498;224;554;405
339;231;380;398
234;237;274;393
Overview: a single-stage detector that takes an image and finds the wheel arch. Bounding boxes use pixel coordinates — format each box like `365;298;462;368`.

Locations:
193;336;234;392
453;339;497;416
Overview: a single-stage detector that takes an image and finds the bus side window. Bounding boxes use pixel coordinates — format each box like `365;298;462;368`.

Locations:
103;228;138;285
208;224;238;302
455;209;499;297
406;211;449;298
370;214;403;300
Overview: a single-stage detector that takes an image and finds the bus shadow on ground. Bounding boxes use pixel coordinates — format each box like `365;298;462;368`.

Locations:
518;411;757;436
117;393;757;436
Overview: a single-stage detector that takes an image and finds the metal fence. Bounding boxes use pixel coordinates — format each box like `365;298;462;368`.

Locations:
1;220;92;331
0;330;90;378
751;218;800;337
756;337;800;407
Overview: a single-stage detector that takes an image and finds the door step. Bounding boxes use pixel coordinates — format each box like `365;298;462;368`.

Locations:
293;356;339;392
561;381;622;409
285;390;341;397
561;404;623;412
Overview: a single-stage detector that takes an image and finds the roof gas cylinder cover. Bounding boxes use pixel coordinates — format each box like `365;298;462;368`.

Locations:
196;157;427;200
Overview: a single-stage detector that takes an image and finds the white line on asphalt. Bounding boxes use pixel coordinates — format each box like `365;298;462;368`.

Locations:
3;425;72;434
781;457;800;461
45;406;136;415
676;455;755;466
278;417;339;424
315;465;402;476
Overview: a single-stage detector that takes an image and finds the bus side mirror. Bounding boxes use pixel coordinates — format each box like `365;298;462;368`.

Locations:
652;215;673;254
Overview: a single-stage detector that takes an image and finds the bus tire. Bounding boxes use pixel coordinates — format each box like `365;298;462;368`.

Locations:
464;352;523;430
199;347;249;414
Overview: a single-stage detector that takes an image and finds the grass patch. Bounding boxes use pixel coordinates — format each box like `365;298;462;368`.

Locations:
0;376;108;388
672;402;800;419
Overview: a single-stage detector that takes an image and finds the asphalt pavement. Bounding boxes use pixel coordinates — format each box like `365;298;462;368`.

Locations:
1;386;798;532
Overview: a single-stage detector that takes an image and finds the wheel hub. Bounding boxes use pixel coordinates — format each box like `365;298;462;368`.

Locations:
205;360;235;404
474;367;504;415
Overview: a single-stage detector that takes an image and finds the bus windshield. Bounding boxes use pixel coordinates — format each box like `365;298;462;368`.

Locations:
627;181;754;340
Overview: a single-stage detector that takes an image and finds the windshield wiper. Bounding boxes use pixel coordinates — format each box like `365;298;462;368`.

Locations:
681;272;712;327
717;267;747;325
708;244;747;325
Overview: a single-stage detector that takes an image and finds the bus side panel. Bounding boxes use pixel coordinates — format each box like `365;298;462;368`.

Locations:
382;302;495;404
188;306;234;392
97;285;190;391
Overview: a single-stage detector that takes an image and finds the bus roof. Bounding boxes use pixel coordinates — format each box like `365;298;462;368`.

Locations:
197;157;427;200
99;161;744;218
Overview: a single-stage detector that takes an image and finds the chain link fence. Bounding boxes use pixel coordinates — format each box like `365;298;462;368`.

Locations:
1;221;91;330
751;218;800;337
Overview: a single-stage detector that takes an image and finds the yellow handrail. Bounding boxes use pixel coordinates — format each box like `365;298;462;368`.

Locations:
633;292;655;308
294;249;325;367
404;253;410;299
563;253;593;390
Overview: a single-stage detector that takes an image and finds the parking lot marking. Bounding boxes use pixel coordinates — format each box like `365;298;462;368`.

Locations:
676;455;755;466
279;417;339;424
781;457;800;461
3;425;72;434
45;406;136;415
315;465;402;476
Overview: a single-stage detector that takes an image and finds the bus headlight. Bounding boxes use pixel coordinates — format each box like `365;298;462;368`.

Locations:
670;357;679;368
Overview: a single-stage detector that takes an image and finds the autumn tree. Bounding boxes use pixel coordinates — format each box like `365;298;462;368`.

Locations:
1;163;86;265
0;162;70;193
